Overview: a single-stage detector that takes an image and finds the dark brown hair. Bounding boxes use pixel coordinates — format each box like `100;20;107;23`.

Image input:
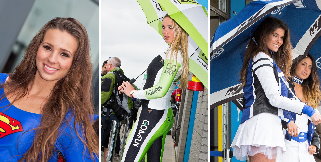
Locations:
5;17;98;161
240;17;292;85
291;54;321;108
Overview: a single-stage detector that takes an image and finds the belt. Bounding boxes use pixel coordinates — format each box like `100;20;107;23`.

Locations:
290;132;308;143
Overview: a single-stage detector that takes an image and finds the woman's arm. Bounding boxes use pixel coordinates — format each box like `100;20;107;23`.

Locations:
253;52;317;118
120;58;182;100
286;120;299;137
309;130;318;154
56;114;98;161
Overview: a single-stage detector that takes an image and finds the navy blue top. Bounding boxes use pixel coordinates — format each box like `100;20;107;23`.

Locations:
241;52;315;123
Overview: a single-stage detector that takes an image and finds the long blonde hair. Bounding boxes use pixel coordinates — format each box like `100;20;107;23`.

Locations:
6;17;98;161
165;15;189;89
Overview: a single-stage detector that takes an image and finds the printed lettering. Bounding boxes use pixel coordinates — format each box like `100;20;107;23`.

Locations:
133;120;150;147
198;51;208;64
164;63;177;75
177;0;198;4
238;9;264;32
226;84;242;96
271;6;285;15
232;97;244;109
293;0;305;8
237;3;288;33
316;57;321;70
197;57;208;70
152;0;164;12
309;16;321;36
146;86;162;96
211;48;224;60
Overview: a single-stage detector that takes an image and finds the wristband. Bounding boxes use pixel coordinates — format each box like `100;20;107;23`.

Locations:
129;90;135;98
302;105;315;117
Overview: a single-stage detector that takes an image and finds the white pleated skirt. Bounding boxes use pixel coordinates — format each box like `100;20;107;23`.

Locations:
231;113;286;160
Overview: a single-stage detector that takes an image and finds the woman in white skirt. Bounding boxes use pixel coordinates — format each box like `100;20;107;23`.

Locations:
231;17;321;162
276;54;321;162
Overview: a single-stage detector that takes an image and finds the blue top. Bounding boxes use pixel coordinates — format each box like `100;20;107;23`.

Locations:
0;73;98;161
241;52;315;123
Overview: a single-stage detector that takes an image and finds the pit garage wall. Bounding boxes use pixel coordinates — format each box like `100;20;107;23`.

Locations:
0;0;35;72
175;88;208;162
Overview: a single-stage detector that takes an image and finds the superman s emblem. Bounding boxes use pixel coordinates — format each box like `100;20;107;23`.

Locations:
0;113;23;138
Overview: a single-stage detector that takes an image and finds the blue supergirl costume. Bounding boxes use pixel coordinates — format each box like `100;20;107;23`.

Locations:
0;73;98;162
231;52;316;160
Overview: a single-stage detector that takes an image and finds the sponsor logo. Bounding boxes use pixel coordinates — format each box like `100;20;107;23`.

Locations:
293;0;305;8
164;63;177;75
177;0;198;5
225;84;242;96
309;16;321;36
152;0;164;12
271;6;286;15
0;113;23;138
238;8;265;32
133;120;150;147
198;50;208;64
232;97;244;109
316;57;321;70
211;47;224;60
237;3;289;33
146;86;162;96
196;57;208;70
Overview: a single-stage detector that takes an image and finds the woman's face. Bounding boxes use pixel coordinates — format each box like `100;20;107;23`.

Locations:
162;17;175;44
265;27;285;52
36;29;78;82
295;57;312;80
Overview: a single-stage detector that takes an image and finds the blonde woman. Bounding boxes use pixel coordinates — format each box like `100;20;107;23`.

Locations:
119;15;189;162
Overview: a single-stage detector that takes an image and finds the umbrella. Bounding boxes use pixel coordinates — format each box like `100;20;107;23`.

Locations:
137;0;208;87
210;0;321;107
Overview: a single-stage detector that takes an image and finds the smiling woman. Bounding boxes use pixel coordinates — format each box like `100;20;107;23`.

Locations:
36;29;77;82
265;28;284;53
232;17;321;162
0;17;98;161
276;54;321;162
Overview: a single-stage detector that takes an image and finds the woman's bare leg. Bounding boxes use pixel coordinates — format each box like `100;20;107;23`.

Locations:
103;148;108;162
249;153;275;162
